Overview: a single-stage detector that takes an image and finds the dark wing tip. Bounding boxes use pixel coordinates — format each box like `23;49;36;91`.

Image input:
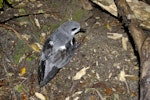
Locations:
38;61;45;85
39;80;48;87
39;66;60;87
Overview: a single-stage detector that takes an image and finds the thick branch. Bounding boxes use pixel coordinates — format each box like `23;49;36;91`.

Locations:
114;0;146;57
91;0;150;30
114;0;150;99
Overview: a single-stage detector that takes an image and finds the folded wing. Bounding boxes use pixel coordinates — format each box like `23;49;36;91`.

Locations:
38;38;76;87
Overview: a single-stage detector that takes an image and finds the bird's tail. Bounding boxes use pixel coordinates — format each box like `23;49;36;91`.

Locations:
39;66;60;87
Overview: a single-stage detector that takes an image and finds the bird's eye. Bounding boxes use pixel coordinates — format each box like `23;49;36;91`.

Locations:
71;28;77;31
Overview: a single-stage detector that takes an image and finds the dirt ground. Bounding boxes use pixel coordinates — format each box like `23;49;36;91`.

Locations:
0;0;139;100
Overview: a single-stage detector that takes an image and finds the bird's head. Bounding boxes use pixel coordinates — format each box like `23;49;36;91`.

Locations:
59;21;86;37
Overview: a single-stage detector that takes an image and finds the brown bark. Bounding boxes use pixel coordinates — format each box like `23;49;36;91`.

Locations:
114;0;150;99
91;0;150;30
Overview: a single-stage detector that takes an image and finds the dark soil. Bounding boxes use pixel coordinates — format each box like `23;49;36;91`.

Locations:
0;0;139;100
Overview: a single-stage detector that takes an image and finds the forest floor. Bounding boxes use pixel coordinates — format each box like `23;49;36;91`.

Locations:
0;0;140;100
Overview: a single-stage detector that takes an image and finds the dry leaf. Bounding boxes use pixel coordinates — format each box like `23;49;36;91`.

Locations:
19;54;26;63
72;91;83;97
30;43;42;52
35;92;46;100
107;32;123;40
96;72;100;80
65;97;70;100
119;70;135;82
40;33;46;43
22;92;27;100
106;24;111;30
73;67;90;80
19;67;26;76
104;88;113;95
19;21;28;26
118;69;135;93
34;18;41;29
7;72;14;77
73;97;79;100
108;73;112;78
119;70;126;82
37;3;43;7
21;34;31;41
122;37;128;50
114;93;120;100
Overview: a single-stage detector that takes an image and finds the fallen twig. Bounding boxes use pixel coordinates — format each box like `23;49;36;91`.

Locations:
0;24;22;40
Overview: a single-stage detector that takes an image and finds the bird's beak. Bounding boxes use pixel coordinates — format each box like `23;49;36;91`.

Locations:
79;28;86;33
75;28;86;35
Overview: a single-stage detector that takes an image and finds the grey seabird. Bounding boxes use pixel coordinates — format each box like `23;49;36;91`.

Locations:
38;21;85;87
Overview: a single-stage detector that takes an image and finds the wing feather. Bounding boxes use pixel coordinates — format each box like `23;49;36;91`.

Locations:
38;38;77;87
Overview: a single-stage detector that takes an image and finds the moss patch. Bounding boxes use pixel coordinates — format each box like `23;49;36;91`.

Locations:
13;40;30;64
72;9;85;21
50;23;60;31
